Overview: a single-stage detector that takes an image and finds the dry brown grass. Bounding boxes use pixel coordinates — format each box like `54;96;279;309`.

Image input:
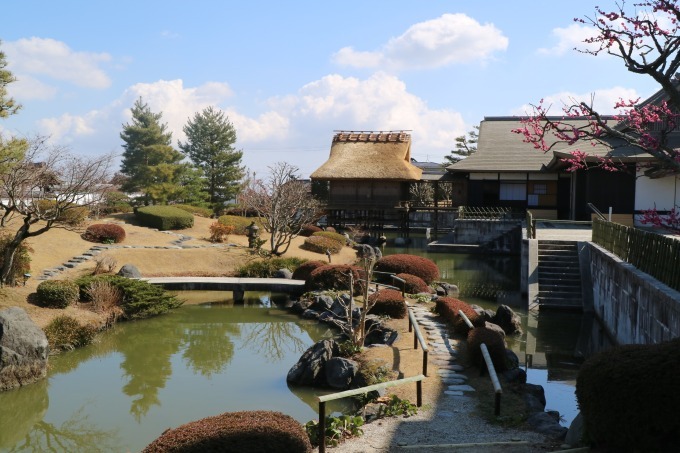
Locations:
0;213;357;327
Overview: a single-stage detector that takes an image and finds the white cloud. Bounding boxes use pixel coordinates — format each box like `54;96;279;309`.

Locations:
537;23;601;56
511;87;642;116
4;37;112;89
7;74;57;101
333;13;508;70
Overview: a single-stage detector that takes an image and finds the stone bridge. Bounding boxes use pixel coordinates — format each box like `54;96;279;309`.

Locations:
144;277;306;303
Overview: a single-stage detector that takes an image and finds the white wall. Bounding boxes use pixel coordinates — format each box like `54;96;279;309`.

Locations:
634;168;680;225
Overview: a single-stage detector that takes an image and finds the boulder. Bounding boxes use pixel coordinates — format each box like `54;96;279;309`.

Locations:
526;412;568;439
505;349;520;369
0;307;49;391
286;339;338;387
117;264;142;278
273;268;293;279
501;367;527;384
522;383;547;413
564;412;585;447
491;304;522;335
435;282;459;297
484;321;506;340
325;357;359;390
289;299;313;315
310;295;334;312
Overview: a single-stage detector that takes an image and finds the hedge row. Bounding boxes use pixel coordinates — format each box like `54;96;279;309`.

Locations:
172;204;214;218
396;273;432;294
291;261;326;281
302;236;343;254
218;215;261;235
299;224;322;237
311;231;347;244
236;257;307;278
306;264;365;295
135;206;194;230
36;280;80;308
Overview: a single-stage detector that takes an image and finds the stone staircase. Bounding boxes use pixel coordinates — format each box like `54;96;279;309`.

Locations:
535;240;583;310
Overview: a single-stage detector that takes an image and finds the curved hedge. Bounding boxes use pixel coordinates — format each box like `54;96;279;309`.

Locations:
135;206;194;230
396;273;432;294
368;289;407;318
172;204;213;218
375;254;440;284
83;223;126;243
576;338;680;452
291;261;326;281
307;264;364;295
302;236;343;254
434;297;484;335
36;280;80;309
143;410;312;453
235;257;307;278
311;231;346;245
466;325;507;372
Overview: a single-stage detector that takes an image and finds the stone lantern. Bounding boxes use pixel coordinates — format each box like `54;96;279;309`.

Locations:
246;221;260;248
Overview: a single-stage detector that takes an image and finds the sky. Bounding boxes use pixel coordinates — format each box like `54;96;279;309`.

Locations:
0;1;664;178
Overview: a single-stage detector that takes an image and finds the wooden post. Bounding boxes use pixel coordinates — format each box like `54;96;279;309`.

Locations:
318;401;326;453
417;380;422;407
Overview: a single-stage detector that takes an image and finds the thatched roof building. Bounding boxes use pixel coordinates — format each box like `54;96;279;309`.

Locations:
311;131;422;181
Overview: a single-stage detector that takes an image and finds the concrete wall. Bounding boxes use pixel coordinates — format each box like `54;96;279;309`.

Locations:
452;219;521;245
589;243;680;345
409;211;457;229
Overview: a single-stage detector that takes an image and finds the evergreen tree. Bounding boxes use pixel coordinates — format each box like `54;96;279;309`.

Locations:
0;41;20;119
179;106;244;213
120;98;185;204
444;126;478;165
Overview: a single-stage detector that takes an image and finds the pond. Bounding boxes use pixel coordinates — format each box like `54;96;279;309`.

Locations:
382;233;613;427
0;295;349;453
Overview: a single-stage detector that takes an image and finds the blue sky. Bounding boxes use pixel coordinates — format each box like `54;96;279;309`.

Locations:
1;1;663;177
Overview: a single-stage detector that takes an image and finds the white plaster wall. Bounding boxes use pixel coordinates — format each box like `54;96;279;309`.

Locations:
634;168;680;225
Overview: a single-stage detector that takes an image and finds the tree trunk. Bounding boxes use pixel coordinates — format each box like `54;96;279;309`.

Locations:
0;223;29;286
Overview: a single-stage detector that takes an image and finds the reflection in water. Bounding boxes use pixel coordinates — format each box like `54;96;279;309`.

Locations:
0;295;335;452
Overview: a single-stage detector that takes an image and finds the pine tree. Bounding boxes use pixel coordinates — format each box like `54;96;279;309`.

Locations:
0;41;20;119
120;98;185;204
179;106;244;213
444;126;478;165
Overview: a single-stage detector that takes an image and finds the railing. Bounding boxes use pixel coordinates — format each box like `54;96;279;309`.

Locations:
587;202;607;220
317;375;426;453
592;218;680;291
457;206;523;220
458;310;502;416
406;305;429;377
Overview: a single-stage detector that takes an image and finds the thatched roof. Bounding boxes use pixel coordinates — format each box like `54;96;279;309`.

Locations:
311;131;422;181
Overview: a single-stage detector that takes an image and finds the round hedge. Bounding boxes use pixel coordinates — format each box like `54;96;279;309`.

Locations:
291;260;326;281
396;273;432;294
36;280;80;309
301;236;343;254
83;223;126;243
311;231;347;245
575;338;680;452
368;289;407;318
143;410;312;453
466;325;507;372
307;264;364;295
434;297;484;335
374;254;440;284
299;224;322;237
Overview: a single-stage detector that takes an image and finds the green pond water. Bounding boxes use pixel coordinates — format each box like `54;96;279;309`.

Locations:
0;295;349;453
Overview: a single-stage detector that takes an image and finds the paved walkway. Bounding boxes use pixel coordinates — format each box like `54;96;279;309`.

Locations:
535;222;592;241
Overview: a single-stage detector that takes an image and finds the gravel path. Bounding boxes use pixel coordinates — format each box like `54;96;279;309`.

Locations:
322;305;556;452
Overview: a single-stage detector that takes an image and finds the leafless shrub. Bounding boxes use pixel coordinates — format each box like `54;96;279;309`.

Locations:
86;280;123;325
92;255;117;275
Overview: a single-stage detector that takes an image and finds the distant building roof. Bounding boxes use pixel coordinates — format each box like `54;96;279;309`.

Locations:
310;130;422;181
448;116;614;173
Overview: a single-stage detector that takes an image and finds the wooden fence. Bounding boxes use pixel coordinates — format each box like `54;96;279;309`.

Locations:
592;218;680;292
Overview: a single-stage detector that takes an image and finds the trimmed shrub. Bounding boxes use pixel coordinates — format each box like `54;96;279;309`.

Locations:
43;315;97;351
575;338;680;452
300;224;322;237
466;325;507;372
395;273;432;294
36;280;80;309
83;223;126;243
291;261;326;281
0;234;31;286
368;289;407;319
135;205;194;230
236;257;307;278
312;231;346;244
75;275;183;319
302;236;343;254
173;204;213;218
307;264;364;295
142;410;312;453
209;222;235;243
434;297;484;335
217;215;260;235
325;226;337;233
374;254;440;284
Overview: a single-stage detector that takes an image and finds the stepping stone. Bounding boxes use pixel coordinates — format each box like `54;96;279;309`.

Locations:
437;371;467;379
441;379;466;385
438;364;465;372
447;384;475;392
444;390;464;396
63;262;77;268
